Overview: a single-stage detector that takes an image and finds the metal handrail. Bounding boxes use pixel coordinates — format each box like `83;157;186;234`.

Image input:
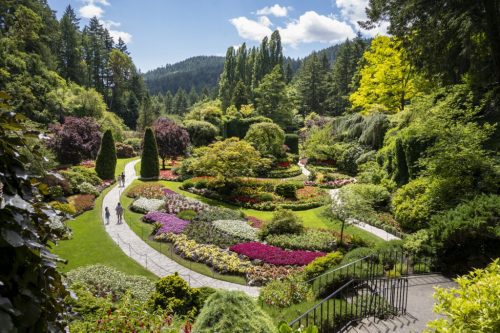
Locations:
303;255;373;284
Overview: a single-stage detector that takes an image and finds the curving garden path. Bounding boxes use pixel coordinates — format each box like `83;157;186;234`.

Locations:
297;161;400;241
101;159;260;297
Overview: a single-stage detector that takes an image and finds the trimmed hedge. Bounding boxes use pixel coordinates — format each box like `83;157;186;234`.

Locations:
95;130;117;180
225;116;272;139
140;128;160;179
285;133;299;154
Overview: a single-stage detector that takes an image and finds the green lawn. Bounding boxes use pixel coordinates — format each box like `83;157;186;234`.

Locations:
131;176;383;246
53;158;156;278
121;183;247;285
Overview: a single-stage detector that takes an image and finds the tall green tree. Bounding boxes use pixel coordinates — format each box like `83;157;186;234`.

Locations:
269;30;283;70
173;88;188;115
255;65;291;127
218;46;236;111
296;53;329;116
350;36;417;114
58;5;84;84
140;127;160;179
95;129;117;180
164;90;173;114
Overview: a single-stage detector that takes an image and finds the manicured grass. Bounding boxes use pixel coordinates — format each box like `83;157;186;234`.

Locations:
132;177;383;245
53;158;155;278
121;182;247;285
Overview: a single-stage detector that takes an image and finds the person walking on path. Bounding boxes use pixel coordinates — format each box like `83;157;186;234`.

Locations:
117;174;122;187
104;207;111;225
115;202;124;224
121;172;126;187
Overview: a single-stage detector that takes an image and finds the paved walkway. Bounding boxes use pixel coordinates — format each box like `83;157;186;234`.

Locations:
297;161;400;241
101;160;260;297
329;188;400;241
347;274;456;333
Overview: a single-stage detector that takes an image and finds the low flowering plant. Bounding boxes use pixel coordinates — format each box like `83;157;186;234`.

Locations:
229;242;326;266
79;160;95;168
247;264;303;286
160;169;179;181
164;192;209;214
127;183;166;199
143;211;190;234
246;216;265;229
212;220;259;242
130;197;164;214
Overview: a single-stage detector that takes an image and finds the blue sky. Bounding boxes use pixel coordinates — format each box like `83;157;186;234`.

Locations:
48;1;387;72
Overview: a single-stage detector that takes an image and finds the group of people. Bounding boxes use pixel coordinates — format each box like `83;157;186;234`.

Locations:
103;171;126;225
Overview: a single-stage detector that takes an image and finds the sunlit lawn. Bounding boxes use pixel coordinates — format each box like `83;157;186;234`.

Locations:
53;158;156;278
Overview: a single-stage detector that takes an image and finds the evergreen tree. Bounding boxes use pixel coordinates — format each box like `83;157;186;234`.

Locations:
173;88;188;115
164;91;174;113
218;46;236;111
235;43;248;84
269;30;283;70
284;62;293;84
231;80;248;110
255;65;291;127
296;53;329;116
140;127;160;179
187;86;199;106
116;37;129;55
58;5;83;84
95;129;117;180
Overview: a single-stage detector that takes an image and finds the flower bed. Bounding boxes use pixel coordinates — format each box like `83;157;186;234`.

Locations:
143;212;189;235
212;220;259;242
265;229;337;252
79;160;95;168
155;233;251;275
164;192;209;214
229;242;326;266
246;216;265;229
127;183;166;199
160;169;179;181
304;178;355;189
246;264;303;286
67;194;95;214
130;197;164;213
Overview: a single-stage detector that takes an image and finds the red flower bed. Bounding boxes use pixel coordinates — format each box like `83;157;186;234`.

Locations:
160;169;179;181
246;216;265;229
276;161;291;168
229;242;325;266
79;160;95;168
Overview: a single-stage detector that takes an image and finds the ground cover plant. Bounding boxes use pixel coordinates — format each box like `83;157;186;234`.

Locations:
265;229;337;252
130;197;165;213
229;242;326;266
212;219;259;242
144;212;190;235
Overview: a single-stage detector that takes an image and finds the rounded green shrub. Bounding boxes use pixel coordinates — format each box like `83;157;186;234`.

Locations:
185;120;219;147
95;130;117;180
244;122;285;157
392;177;433;231
140;127;160;179
284;133;299;154
304;251;343;281
192;291;277;333
177;209;197;221
148;273;199;316
260;208;304;239
275;182;297;199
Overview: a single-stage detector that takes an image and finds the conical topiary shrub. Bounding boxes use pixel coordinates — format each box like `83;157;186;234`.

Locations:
140;127;160;179
95;129;117;180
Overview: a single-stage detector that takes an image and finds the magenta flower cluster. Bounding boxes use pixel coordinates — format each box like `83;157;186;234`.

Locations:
229;242;326;266
143;211;189;235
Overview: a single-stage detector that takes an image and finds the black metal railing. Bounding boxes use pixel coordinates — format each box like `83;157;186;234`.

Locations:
290;251;436;332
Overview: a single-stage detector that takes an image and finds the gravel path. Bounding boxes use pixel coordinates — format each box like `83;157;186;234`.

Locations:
101;159;260;296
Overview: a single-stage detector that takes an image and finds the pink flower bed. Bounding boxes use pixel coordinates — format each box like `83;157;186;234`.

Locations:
143;211;189;235
79;160;95;168
160;169;179;181
229;242;326;266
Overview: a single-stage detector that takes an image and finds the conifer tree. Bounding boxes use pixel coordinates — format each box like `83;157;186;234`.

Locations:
296;53;329;116
164;91;174;113
58;5;83;83
255;65;291;127
95;130;117;180
140;127;160;179
218;46;237;111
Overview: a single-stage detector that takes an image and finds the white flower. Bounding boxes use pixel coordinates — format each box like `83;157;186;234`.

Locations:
212;220;259;241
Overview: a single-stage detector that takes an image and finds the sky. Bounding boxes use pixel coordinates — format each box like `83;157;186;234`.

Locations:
48;0;387;72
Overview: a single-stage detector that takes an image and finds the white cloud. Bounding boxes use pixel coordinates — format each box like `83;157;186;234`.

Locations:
280;11;356;47
258;16;273;27
256;4;290;17
229;17;273;41
79;4;104;18
100;20;132;43
335;0;388;37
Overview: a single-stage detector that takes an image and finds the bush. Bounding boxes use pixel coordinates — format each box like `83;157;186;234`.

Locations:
346;184;390;208
130;197;165;214
260;208;304;238
195;206;244;222
392;178;433;231
67;194;95;214
76;182;99;196
426;260;500;333
225;116;273;139
124;137;142;151
267;165;302;178
140;127;160;179
66;264;154;302
244;122;285;158
192;291;277;333
304;251;344;281
50;201;76;215
115;142;135;158
95;130;117;180
185;120;219;146
148;273;199;316
247;265;303;286
177;209;197;221
259;277;311;308
266;229;337;252
275;183;298;199
284;133;299;154
429;194;500;274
